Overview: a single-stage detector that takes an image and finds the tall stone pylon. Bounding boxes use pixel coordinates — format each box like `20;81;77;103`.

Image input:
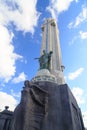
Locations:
41;18;65;84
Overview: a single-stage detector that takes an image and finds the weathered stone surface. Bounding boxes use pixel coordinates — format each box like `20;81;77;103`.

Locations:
10;81;85;130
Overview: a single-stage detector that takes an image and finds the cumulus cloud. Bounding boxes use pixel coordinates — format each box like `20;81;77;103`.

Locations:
0;0;40;83
47;0;78;18
0;0;40;33
79;31;87;39
12;72;27;83
68;7;87;28
0;25;23;82
68;67;84;80
72;87;85;104
0;91;17;111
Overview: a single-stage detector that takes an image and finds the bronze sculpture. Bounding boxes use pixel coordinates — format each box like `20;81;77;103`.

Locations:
35;50;53;70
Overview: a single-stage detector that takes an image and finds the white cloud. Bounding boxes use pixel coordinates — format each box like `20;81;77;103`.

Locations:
69;30;87;45
11;89;21;98
83;111;87;128
68;67;84;80
68;7;87;28
0;0;40;33
47;0;78;18
79;31;87;39
0;91;17;111
0;25;23;82
0;0;40;83
12;72;27;83
72;87;85;104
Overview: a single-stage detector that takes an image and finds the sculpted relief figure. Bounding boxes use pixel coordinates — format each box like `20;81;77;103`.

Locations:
10;80;48;130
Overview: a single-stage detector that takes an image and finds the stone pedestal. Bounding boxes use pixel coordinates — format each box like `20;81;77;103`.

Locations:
31;69;57;83
10;81;85;130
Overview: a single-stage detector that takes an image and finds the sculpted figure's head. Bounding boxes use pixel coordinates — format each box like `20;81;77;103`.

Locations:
24;80;30;87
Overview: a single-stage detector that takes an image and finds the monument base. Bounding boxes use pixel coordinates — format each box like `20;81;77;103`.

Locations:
31;69;57;83
10;81;85;130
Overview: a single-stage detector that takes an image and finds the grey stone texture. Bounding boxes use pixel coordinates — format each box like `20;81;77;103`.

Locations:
10;81;85;130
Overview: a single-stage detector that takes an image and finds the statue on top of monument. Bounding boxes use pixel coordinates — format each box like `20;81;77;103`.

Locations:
35;50;53;70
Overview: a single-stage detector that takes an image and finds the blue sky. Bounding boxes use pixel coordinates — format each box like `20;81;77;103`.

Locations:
0;0;87;127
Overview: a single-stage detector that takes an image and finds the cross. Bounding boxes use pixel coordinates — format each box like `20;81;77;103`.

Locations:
43;19;54;53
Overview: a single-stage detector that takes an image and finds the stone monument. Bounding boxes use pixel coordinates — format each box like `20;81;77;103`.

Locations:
0;18;85;130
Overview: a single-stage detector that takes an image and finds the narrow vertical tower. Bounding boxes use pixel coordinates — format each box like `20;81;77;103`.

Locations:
41;18;65;84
